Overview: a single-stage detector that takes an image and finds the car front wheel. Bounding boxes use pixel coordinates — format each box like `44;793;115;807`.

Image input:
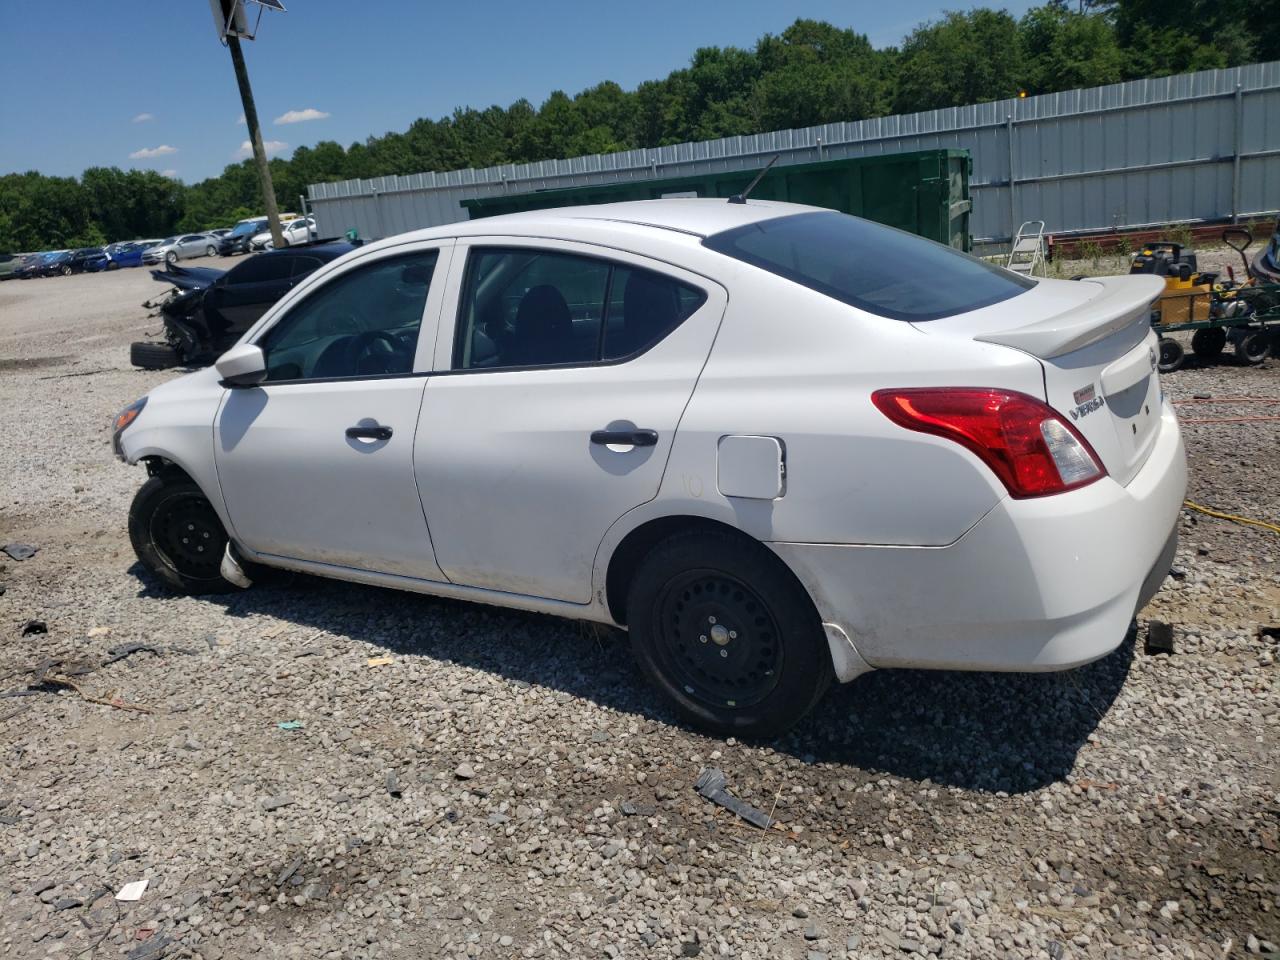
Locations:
166;251;177;264
626;529;833;739
128;475;237;594
205;245;216;257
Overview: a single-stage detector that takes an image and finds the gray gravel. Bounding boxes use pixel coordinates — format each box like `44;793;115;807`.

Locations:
1;266;1277;959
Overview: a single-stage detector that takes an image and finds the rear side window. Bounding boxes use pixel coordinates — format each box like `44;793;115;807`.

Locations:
453;248;706;370
228;255;293;284
703;211;1032;322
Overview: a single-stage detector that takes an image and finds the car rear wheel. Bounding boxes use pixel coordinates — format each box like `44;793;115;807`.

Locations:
130;341;183;370
129;475;236;594
626;529;832;739
1157;337;1185;373
166;251;177;264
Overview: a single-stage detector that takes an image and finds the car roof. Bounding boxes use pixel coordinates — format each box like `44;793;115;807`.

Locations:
259;241;354;260
360;198;821;255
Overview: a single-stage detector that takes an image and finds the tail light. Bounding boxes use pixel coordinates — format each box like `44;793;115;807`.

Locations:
871;388;1105;498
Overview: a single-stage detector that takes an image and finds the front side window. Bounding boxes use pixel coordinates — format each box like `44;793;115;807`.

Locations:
454;247;706;370
259;250;437;383
703;211;1032;322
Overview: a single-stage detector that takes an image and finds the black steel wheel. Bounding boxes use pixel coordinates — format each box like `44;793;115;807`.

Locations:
1157;337;1185;373
1190;327;1227;360
129;475;236;594
627;529;832;738
654;570;784;711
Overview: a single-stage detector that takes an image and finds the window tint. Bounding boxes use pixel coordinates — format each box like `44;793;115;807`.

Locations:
454;248;705;370
259;250;437;383
228;254;294;284
289;255;325;279
702;211;1033;322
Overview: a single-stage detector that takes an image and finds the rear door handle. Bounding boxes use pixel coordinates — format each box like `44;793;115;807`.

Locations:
590;428;658;447
346;424;392;441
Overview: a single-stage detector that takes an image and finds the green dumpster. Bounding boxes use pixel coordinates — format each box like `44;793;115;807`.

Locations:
462;149;973;251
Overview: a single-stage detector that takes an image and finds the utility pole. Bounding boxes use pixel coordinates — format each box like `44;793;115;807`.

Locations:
226;32;284;248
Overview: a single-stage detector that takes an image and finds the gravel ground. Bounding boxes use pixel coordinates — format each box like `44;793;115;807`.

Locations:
0;265;1277;960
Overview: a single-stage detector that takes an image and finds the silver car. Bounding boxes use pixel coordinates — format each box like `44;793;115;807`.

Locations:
142;234;220;265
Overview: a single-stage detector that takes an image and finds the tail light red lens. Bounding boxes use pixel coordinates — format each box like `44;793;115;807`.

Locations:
871;388;1105;498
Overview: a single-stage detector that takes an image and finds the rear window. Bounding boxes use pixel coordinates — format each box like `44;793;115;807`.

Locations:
702;211;1032;322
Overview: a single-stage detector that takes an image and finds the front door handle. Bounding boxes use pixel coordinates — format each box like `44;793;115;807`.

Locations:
346;424;392;441
590;428;658;447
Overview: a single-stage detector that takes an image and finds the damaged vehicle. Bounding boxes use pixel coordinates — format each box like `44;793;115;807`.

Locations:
113;200;1185;738
130;242;354;369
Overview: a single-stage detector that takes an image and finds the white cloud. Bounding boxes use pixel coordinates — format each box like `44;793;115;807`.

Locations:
129;144;178;159
274;107;330;125
233;139;287;160
132;112;155;123
237;113;245;125
160;169;179;179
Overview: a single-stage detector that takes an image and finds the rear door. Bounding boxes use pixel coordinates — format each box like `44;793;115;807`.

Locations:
211;255;296;341
414;238;725;603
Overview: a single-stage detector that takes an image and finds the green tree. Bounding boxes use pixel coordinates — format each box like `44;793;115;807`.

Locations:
894;10;1024;112
1020;7;1123;93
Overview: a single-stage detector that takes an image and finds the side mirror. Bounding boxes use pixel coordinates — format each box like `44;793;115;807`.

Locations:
215;343;267;387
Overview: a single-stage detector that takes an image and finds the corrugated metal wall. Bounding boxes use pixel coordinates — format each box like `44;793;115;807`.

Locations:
308;61;1280;249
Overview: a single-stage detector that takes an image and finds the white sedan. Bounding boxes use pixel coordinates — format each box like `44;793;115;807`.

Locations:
112;199;1185;737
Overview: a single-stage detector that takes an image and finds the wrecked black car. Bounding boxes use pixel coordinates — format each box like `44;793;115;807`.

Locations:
130;242;354;369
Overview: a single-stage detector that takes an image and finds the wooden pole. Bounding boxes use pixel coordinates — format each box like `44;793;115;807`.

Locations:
226;32;284;247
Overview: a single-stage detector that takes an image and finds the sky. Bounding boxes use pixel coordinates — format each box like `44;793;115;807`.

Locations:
0;1;1038;185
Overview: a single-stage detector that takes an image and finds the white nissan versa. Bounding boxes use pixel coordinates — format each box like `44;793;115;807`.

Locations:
112;199;1186;737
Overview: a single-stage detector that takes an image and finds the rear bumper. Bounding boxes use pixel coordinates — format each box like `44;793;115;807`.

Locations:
772;401;1186;674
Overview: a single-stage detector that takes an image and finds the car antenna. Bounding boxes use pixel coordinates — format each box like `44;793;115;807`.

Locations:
728;154;780;204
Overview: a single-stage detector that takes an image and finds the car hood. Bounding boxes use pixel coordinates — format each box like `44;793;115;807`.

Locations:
150;263;225;290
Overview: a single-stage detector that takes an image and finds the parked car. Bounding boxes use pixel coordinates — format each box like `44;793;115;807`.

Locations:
217;218;268;256
29;251;74;277
106;241;146;269
0;252;23;280
143;235;219;265
279;217;317;247
65;246;111;273
14;253;49;279
130;242;354;369
247;227;274;252
113;199;1186;738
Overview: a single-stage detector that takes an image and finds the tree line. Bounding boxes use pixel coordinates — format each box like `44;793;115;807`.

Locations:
1;0;1273;252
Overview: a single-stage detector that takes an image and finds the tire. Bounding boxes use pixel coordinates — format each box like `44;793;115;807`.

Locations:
205;245;216;257
626;529;833;739
1190;327;1226;360
1157;338;1185;373
166;251;177;264
128;475;236;594
61;265;72;276
130;341;183;370
1236;329;1271;365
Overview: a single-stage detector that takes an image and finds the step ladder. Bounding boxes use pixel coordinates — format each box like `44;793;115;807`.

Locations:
1007;220;1046;276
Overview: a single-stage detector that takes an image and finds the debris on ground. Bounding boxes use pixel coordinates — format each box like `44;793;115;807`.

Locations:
102;643;164;665
2;543;37;561
1145;620;1177;655
694;767;775;829
115;880;148;902
20;619;47;636
276;720;304;731
366;655;394;667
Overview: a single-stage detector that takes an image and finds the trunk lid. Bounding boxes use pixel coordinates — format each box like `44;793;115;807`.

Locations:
915;275;1166;487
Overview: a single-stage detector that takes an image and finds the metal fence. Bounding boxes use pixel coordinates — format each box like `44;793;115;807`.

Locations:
308;60;1280;250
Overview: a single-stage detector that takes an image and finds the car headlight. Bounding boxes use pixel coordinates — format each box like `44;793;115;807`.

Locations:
112;396;148;460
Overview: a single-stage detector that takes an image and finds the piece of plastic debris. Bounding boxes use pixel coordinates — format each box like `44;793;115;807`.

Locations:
2;543;37;561
386;771;402;797
21;620;47;636
115;879;149;901
366;655;394;667
277;720;304;731
103;643;163;665
1145;620;1176;655
695;768;775;829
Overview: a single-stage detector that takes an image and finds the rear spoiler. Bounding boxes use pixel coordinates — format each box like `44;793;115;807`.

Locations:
974;275;1164;359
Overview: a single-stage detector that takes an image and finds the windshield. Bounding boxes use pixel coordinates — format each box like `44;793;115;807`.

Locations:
232;220;266;237
702;211;1033;322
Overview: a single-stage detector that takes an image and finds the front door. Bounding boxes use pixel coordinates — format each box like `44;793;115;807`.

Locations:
414;239;725;603
214;243;452;578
